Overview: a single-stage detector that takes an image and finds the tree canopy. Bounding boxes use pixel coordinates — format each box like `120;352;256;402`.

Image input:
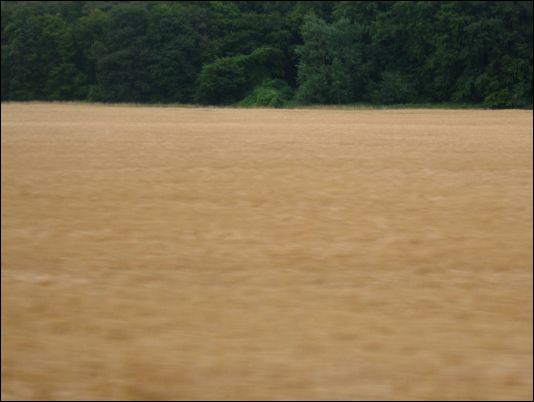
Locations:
1;1;532;107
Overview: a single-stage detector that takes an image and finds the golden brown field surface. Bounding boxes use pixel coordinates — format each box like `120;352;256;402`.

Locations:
1;103;533;400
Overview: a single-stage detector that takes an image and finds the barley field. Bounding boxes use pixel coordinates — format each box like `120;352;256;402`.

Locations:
1;103;532;401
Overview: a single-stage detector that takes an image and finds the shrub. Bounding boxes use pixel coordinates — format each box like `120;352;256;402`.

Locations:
370;71;417;104
194;47;285;105
239;79;293;107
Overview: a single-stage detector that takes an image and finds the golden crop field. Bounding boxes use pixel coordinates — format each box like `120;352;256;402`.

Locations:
1;103;532;401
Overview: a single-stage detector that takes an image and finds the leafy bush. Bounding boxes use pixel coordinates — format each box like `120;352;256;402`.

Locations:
194;47;285;105
370;72;417;104
483;87;531;109
194;55;248;105
238;79;293;107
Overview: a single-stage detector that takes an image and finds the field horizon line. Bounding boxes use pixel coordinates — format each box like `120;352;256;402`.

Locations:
2;100;532;112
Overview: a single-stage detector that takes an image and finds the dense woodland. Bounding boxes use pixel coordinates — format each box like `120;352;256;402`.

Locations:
1;1;532;107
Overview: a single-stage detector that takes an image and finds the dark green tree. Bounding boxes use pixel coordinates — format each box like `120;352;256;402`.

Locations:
94;3;150;102
144;3;206;103
296;15;366;104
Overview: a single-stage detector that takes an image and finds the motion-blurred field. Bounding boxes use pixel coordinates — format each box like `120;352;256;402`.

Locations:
1;103;532;401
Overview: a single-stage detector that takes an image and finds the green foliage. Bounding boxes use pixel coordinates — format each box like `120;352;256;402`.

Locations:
195;47;285;105
370;72;417;104
144;3;206;103
1;1;532;107
194;54;248;105
239;79;293;107
94;3;150;102
96;48;151;102
295;15;367;104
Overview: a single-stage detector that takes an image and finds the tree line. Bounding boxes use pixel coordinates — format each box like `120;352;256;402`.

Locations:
1;1;532;107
